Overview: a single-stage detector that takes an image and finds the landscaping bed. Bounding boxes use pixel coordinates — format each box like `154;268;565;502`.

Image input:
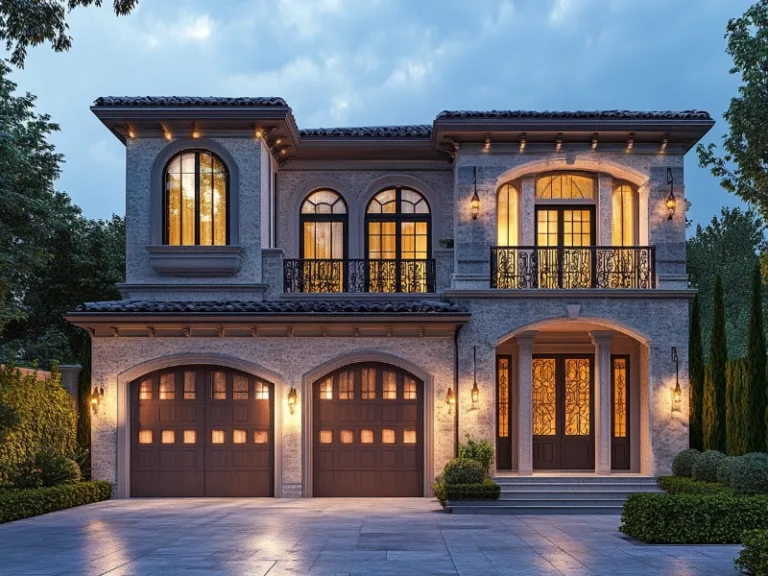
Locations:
0;481;111;523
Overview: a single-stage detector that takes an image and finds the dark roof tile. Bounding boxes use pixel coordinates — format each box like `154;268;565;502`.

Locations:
300;125;432;138
93;96;288;107
435;109;713;121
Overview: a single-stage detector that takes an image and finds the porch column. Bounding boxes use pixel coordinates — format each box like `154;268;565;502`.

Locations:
520;176;535;245
517;331;536;475
591;331;614;475
598;173;613;246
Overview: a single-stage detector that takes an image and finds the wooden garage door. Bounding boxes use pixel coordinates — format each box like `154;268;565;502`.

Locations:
313;363;423;497
130;366;274;497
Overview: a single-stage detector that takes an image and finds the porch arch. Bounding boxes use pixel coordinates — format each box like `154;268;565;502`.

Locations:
494;157;649;189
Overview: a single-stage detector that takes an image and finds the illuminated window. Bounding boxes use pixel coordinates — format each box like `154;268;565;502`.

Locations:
164;150;228;246
233;375;249;400
254;431;269;444
139;379;152;400
612;182;635;247
382;429;396;444
497;183;519;246
564;358;591;436
159;373;175;400
383;371;397;400
340;430;354;444
254;380;270;400
403;430;417;444
403;377;417;400
233;429;247;444
183;372;196;400
319;430;333;444
361;368;376;399
211;430;225;444
183;430;197;444
533;358;557;436
300;189;347;293
161;430;175;444
613;357;628;438
361;429;374;444
138;430;153;444
339;371;354;400
535;172;595;200
213;372;226;400
497;357;510;439
319;378;333;400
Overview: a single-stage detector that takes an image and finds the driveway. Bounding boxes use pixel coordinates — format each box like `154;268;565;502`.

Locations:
0;498;740;575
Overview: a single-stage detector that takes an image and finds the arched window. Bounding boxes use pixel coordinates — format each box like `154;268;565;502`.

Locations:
497;183;519;246
612;182;635;246
164;150;228;245
535;172;595;200
300;189;347;259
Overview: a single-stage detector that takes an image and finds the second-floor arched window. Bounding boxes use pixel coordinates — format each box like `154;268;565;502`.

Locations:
366;187;431;261
164;150;228;246
612;182;636;246
300;189;347;259
497;183;520;246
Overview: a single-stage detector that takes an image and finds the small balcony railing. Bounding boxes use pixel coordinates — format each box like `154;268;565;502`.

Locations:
284;258;436;294
490;246;656;289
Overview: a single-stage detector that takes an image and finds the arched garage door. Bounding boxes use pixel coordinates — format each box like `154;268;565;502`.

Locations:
131;366;274;497
313;363;424;497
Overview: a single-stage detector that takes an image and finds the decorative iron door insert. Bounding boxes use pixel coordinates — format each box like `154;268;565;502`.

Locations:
496;355;512;470
611;355;630;470
532;355;595;470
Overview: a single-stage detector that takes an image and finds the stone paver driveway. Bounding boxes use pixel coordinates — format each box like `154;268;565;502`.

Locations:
0;498;740;575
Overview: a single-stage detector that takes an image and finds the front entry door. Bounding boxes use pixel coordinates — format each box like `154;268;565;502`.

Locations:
532;356;594;470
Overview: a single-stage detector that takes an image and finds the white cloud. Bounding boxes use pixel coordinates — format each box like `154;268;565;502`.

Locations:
385;58;432;89
171;14;213;42
87;139;122;167
127;11;214;49
276;0;344;39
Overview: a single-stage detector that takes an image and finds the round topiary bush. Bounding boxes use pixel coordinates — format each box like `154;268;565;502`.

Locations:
442;458;485;485
731;453;768;495
37;453;81;487
716;455;738;487
692;450;726;482
672;448;700;477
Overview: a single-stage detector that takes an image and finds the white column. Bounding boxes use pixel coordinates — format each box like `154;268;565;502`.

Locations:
521;176;535;245
517;331;536;475
591;331;614;475
598;173;613;246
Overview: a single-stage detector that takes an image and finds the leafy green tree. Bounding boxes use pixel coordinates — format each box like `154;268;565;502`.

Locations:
698;0;768;219
0;0;138;68
687;208;765;359
706;276;728;452
689;294;705;450
747;264;768;452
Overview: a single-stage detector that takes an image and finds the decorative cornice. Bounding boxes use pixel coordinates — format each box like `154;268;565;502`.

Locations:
435;110;713;121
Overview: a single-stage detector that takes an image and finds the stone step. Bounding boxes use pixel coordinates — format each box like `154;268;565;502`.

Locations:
497;483;661;492
447;502;623;515
496;498;628;506
497;490;659;499
493;476;658;484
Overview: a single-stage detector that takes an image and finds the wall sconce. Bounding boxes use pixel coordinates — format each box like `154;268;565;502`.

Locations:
446;387;456;414
470;167;480;220
666;168;676;220
287;387;298;415
91;385;104;415
671;346;682;414
471;346;479;410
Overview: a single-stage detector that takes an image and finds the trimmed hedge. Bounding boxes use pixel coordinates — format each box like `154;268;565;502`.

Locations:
442;458;485;485
620;492;768;544
732;453;768;495
433;478;500;507
692;450;726;482
0;481;111;524
716;456;738;487
657;475;730;495
671;449;700;477
736;530;768;576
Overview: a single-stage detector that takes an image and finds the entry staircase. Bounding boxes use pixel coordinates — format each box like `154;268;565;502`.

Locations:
446;476;662;515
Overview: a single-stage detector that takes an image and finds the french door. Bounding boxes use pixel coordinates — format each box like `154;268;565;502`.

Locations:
532;355;594;470
535;206;596;288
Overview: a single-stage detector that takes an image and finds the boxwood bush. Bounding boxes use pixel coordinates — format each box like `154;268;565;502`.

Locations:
433;478;500;507
442;458;485;485
0;481;111;524
671;449;700;478
736;530;768;576
620;492;768;544
691;450;726;483
716;456;738;487
657;475;730;495
732;453;768;495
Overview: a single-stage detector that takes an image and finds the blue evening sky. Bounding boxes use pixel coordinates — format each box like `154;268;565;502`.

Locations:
10;0;753;231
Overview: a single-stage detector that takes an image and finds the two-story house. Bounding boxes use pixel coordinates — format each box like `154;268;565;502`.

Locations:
67;97;713;498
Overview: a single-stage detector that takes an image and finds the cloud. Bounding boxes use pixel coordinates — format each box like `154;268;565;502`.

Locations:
87;139;122;168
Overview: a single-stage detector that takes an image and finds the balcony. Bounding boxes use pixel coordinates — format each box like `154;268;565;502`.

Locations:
283;259;436;294
490;246;655;289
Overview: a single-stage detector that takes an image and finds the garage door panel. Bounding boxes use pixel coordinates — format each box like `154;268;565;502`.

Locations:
381;406;398;422
360;450;376;468
339;405;356;422
319;404;336;422
361;406;378;421
232;405;249;422
158;405;175;422
401;448;417;468
402;405;418;422
339;450;356;468
317;449;335;470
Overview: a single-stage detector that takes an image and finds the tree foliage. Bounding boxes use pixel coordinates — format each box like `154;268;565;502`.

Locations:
690;294;705;450
0;0;138;68
747;264;768;452
705;276;728;452
726;358;748;456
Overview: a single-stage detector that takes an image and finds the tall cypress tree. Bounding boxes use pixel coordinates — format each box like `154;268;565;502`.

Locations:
689;294;705;450
726;361;738;455
703;365;717;450
747;264;767;452
709;275;728;452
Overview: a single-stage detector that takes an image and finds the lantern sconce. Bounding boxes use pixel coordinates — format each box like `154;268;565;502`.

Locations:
91;385;105;415
287;386;298;415
671;346;682;414
446;386;456;414
471;346;480;410
666;168;677;221
470;166;480;220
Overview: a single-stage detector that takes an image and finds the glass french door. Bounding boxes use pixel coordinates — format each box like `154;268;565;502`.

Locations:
535;206;595;288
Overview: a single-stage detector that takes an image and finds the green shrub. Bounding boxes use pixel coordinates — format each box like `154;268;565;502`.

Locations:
458;436;494;475
443;458;485;485
433;478;500;507
736;530;768;576
6;459;43;490
657;475;730;495
432;477;446;505
692;450;726;482
716;456;738;487
672;449;700;477
0;481;111;524
36;453;80;487
732;453;768;495
0;364;77;488
620;492;768;544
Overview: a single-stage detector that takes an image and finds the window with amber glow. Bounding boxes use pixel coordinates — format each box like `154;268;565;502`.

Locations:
139;379;152;400
164;150;228;245
183;430;196;444
340;430;354;444
532;358;556;436
233;375;249;400
183;372;196;400
254;430;269;444
138;430;153;444
161;430;175;444
212;372;226;400
383;371;397;399
233;429;247;444
382;429;396;444
612;183;635;246
319;430;333;444
254;381;270;400
613;357;628;438
403;377;417;400
536;172;595;199
497;357;509;439
159;373;175;400
211;430;225;444
360;429;374;444
361;368;376;399
301;189;346;260
403;430;417;444
338;371;354;399
319;378;333;400
497;183;519;246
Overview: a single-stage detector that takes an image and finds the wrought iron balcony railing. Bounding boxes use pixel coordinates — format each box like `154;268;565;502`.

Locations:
490;246;655;289
284;258;436;294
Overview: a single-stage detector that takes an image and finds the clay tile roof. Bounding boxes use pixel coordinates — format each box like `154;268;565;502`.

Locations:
299;125;432;138
434;109;713;121
73;299;467;315
92;96;289;107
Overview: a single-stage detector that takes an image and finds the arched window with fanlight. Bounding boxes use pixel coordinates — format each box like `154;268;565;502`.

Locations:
612;182;636;247
164;150;228;246
365;187;432;292
298;189;348;293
